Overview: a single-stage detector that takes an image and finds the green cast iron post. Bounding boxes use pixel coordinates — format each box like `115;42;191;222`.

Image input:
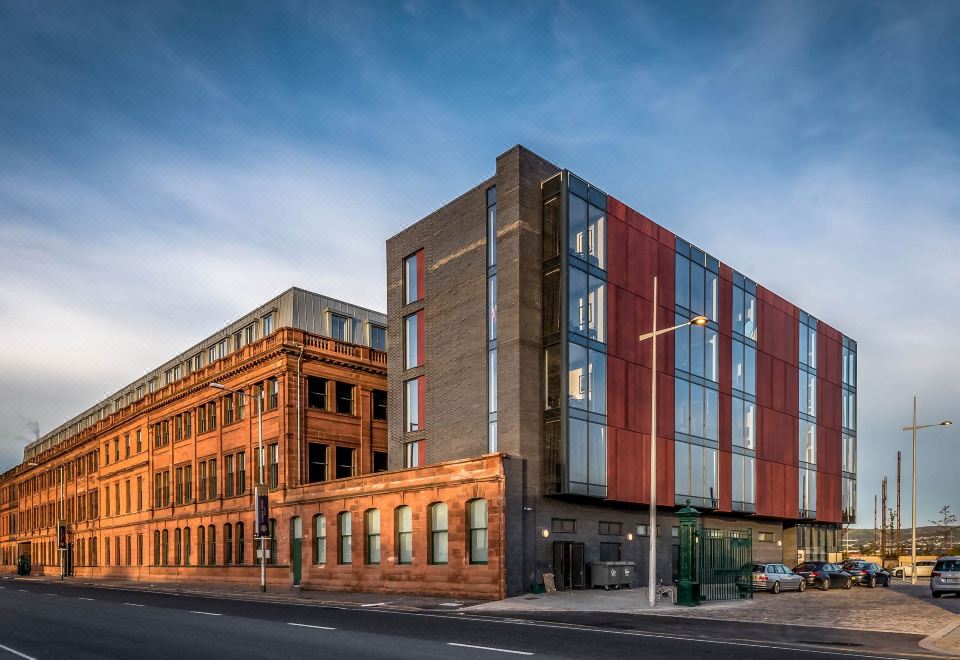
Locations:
676;500;701;606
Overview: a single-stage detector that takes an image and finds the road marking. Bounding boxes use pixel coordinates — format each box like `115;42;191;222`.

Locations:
189;611;222;616
0;643;38;660
359;602;387;607
288;623;336;630
448;643;533;656
78;597;95;601
124;603;145;607
45;593;58;597
16;590;26;593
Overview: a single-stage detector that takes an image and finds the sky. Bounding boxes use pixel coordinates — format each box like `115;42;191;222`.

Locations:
1;0;958;528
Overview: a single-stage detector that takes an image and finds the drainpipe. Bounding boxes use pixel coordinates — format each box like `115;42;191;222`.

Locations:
296;344;304;487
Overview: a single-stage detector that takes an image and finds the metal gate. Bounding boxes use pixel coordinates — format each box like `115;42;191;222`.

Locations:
696;527;753;601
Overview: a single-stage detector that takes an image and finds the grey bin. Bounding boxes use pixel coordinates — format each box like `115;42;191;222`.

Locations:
616;561;636;588
589;561;621;589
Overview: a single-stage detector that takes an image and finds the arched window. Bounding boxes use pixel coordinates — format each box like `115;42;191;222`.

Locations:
153;530;160;566
467;499;489;564
428;503;448;565
337;512;351;565
207;525;216;565
395;506;412;565
105;537;111;566
236;522;245;565
268;518;277;565
224;523;233;565
161;529;169;566
312;515;326;565
184;527;192;566
197;526;206;565
365;509;380;565
174;528;182;566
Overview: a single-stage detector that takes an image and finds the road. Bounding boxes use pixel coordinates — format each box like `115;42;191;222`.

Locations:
0;578;941;659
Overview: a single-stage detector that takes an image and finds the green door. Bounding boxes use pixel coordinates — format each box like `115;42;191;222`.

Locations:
291;517;302;585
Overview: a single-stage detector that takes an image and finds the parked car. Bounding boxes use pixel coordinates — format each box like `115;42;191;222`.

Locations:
792;561;853;590
841;560;892;588
892;560;937;579
931;557;960;599
751;563;806;593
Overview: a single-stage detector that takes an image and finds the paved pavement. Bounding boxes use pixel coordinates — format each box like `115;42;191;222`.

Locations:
0;577;942;659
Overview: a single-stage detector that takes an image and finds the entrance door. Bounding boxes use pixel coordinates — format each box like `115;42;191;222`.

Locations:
65;542;74;577
290;517;302;585
552;541;586;590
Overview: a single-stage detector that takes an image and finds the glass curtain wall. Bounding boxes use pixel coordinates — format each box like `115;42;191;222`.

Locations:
674;238;720;508
798;311;818;518
841;336;857;523
731;272;757;512
541;172;607;497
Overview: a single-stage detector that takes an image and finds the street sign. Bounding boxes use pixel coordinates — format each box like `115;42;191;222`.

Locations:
57;523;66;549
255;486;269;538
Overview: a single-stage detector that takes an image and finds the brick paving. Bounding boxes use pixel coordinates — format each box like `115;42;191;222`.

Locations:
469;583;960;636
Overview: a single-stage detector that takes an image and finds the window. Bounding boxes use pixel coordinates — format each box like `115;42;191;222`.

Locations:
136;429;142;452
404;378;422;432
267;377;279;410
674;442;719;508
209;458;217;499
365;509;380;565
236;452;246;494
225;456;235;497
428;503;448;564
224;395;234;424
153;531;160;566
124;434;130;458
307;377;327;410
268;518;277;565
237;392;246;421
224;523;233;565
174;528;182;565
197;526;206;565
335;382;354;415
308;443;328;483
185;465;192;502
369;324;386;351
175;468;184;504
330;314;350;341
758;531;775;542
198;462;207;502
235;522;244;565
404;251;422;305
395;506;412;564
244;323;255;345
335;446;355;479
404;312;421;369
208;525;216;565
208;401;217;430
190;353;202;373
599;542;621;561
338;512;352;564
403;440;421;468
372;390;387;421
313;515;326;565
137;534;143;566
598;521;622;536
467;499;488;564
262;313;273;335
183;411;191;438
161;529;169;566
373;451;388;472
232;331;242;352
268;444;279;489
636;524;650;537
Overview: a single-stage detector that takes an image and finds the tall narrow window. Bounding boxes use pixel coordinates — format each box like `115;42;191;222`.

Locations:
235;522;244;565
404;378;423;433
224;523;233;565
369;324;386;351
365;509;380;565
467;499;489;564
395;506;412;564
335;382;354;415
174;528;182;565
268;444;279;489
330;313;350;341
184;527;191;566
404;313;421;369
307;377;327;410
197;526;206;565
338;512;352;564
207;525;216;565
313;515;326;565
427;502;448;565
486;186;498;452
404;251;423;305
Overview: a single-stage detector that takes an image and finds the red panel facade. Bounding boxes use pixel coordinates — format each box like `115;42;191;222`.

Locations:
816;322;844;523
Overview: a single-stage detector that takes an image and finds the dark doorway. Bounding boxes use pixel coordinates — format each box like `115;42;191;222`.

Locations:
552;541;586;590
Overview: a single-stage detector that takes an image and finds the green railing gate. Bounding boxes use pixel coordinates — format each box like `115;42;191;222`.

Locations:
696;527;753;602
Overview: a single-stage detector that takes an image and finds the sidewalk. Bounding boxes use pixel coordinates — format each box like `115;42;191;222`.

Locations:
921;619;960;657
4;574;485;612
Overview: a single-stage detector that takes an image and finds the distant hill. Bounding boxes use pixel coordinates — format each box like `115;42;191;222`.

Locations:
844;525;958;551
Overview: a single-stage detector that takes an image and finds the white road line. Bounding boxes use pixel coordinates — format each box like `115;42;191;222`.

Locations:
45;593;57;597
448;643;533;656
288;623;336;630
124;603;144;607
359;602;387;607
16;590;26;593
189;611;222;616
78;597;95;601
0;643;38;660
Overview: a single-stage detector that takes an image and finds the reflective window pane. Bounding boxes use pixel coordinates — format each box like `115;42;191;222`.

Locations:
568;193;588;262
568;342;588;410
568;266;588;336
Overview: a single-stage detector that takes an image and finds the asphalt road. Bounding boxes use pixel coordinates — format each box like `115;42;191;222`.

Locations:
0;578;940;660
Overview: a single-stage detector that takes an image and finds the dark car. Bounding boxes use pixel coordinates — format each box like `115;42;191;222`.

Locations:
792;561;853;591
841;561;891;588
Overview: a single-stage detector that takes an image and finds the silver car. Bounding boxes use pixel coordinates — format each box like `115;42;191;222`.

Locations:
931;556;960;598
751;563;806;593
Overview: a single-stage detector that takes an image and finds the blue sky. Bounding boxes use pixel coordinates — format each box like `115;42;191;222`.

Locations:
1;0;958;528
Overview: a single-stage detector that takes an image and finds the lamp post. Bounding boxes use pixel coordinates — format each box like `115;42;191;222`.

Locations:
638;274;708;606
901;396;952;585
210;381;266;592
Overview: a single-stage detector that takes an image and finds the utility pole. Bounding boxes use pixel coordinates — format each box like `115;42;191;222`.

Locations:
881;477;888;560
874;495;878;547
896;451;902;555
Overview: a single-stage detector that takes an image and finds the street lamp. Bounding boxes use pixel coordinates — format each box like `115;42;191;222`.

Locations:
210;381;267;592
638;274;708;607
901;396;952;585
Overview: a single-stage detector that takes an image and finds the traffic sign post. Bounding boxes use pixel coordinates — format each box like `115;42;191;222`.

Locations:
255;485;269;592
